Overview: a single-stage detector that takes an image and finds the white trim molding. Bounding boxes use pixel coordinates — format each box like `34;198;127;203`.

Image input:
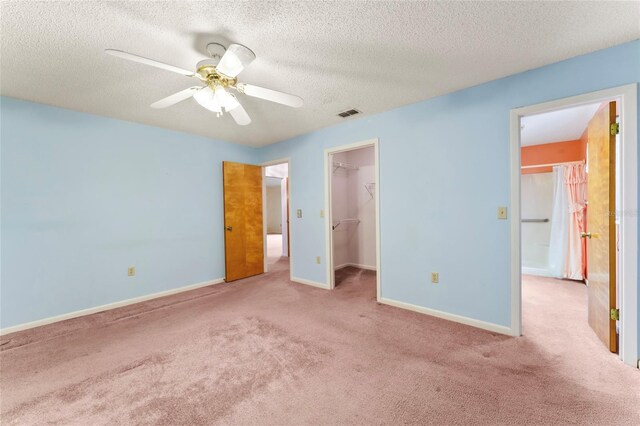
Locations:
324;138;381;301
510;83;638;367
291;276;331;290
379;297;513;336
0;278;225;336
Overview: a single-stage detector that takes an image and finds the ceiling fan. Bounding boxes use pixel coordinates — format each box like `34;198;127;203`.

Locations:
105;42;303;126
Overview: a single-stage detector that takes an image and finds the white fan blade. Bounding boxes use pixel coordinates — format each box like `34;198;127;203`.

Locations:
151;87;202;109
237;83;303;108
105;49;195;77
216;43;255;78
229;102;251;126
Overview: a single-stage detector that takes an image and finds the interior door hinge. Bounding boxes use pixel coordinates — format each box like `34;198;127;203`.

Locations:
610;123;620;136
610;308;620;321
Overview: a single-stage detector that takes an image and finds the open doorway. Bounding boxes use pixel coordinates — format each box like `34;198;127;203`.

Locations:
263;161;289;273
520;101;616;346
325;139;380;300
511;84;638;367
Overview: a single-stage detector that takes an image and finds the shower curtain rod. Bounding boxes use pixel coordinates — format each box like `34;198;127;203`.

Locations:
521;160;584;169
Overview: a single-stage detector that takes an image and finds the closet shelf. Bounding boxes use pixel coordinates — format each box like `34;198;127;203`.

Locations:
332;161;359;173
365;182;375;198
332;218;360;230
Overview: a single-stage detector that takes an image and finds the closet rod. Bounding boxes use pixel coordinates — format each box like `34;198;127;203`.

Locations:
521;160;584;169
332;218;360;230
332;161;359;171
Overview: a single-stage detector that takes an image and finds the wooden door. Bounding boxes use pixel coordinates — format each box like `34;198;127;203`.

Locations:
585;101;617;352
223;161;264;282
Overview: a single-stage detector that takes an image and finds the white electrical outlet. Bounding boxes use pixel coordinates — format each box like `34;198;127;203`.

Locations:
128;266;136;277
497;207;508;219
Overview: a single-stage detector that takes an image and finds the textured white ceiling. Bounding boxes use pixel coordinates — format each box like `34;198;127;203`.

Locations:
1;1;638;147
521;103;601;146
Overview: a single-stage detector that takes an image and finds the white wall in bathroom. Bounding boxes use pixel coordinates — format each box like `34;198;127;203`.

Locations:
521;172;554;275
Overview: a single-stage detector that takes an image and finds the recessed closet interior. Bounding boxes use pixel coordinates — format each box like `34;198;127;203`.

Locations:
330;146;376;286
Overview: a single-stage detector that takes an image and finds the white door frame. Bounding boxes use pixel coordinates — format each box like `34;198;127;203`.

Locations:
509;83;638;367
324;138;381;301
261;157;292;280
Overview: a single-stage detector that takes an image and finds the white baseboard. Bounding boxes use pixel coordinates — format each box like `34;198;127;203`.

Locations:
379;297;516;336
290;276;330;290
0;278;225;336
334;262;377;271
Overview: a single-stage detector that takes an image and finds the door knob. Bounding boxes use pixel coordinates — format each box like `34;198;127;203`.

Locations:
225;226;232;231
581;232;599;239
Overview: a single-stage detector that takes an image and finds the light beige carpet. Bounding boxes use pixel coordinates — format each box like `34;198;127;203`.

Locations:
1;269;639;425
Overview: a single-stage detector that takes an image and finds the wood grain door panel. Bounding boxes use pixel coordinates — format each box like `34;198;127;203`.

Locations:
223;161;264;282
586;101;617;352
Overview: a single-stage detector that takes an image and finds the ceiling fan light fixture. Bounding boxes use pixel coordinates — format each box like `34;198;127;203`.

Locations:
213;86;239;112
193;85;240;115
193;87;222;113
107;41;302;126
223;92;240;112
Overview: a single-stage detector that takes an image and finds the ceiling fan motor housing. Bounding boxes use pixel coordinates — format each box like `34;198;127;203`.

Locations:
196;59;237;88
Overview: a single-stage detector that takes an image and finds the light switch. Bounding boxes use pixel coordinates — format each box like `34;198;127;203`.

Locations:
297;209;302;218
497;207;508;219
320;209;325;218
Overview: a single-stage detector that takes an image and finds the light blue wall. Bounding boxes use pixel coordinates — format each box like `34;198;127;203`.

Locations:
1;41;638;343
1;98;257;328
259;40;640;330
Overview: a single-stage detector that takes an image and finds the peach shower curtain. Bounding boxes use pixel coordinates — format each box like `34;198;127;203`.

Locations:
564;164;587;280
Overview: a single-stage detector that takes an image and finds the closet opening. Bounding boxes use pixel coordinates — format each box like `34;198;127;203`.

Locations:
325;139;380;300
